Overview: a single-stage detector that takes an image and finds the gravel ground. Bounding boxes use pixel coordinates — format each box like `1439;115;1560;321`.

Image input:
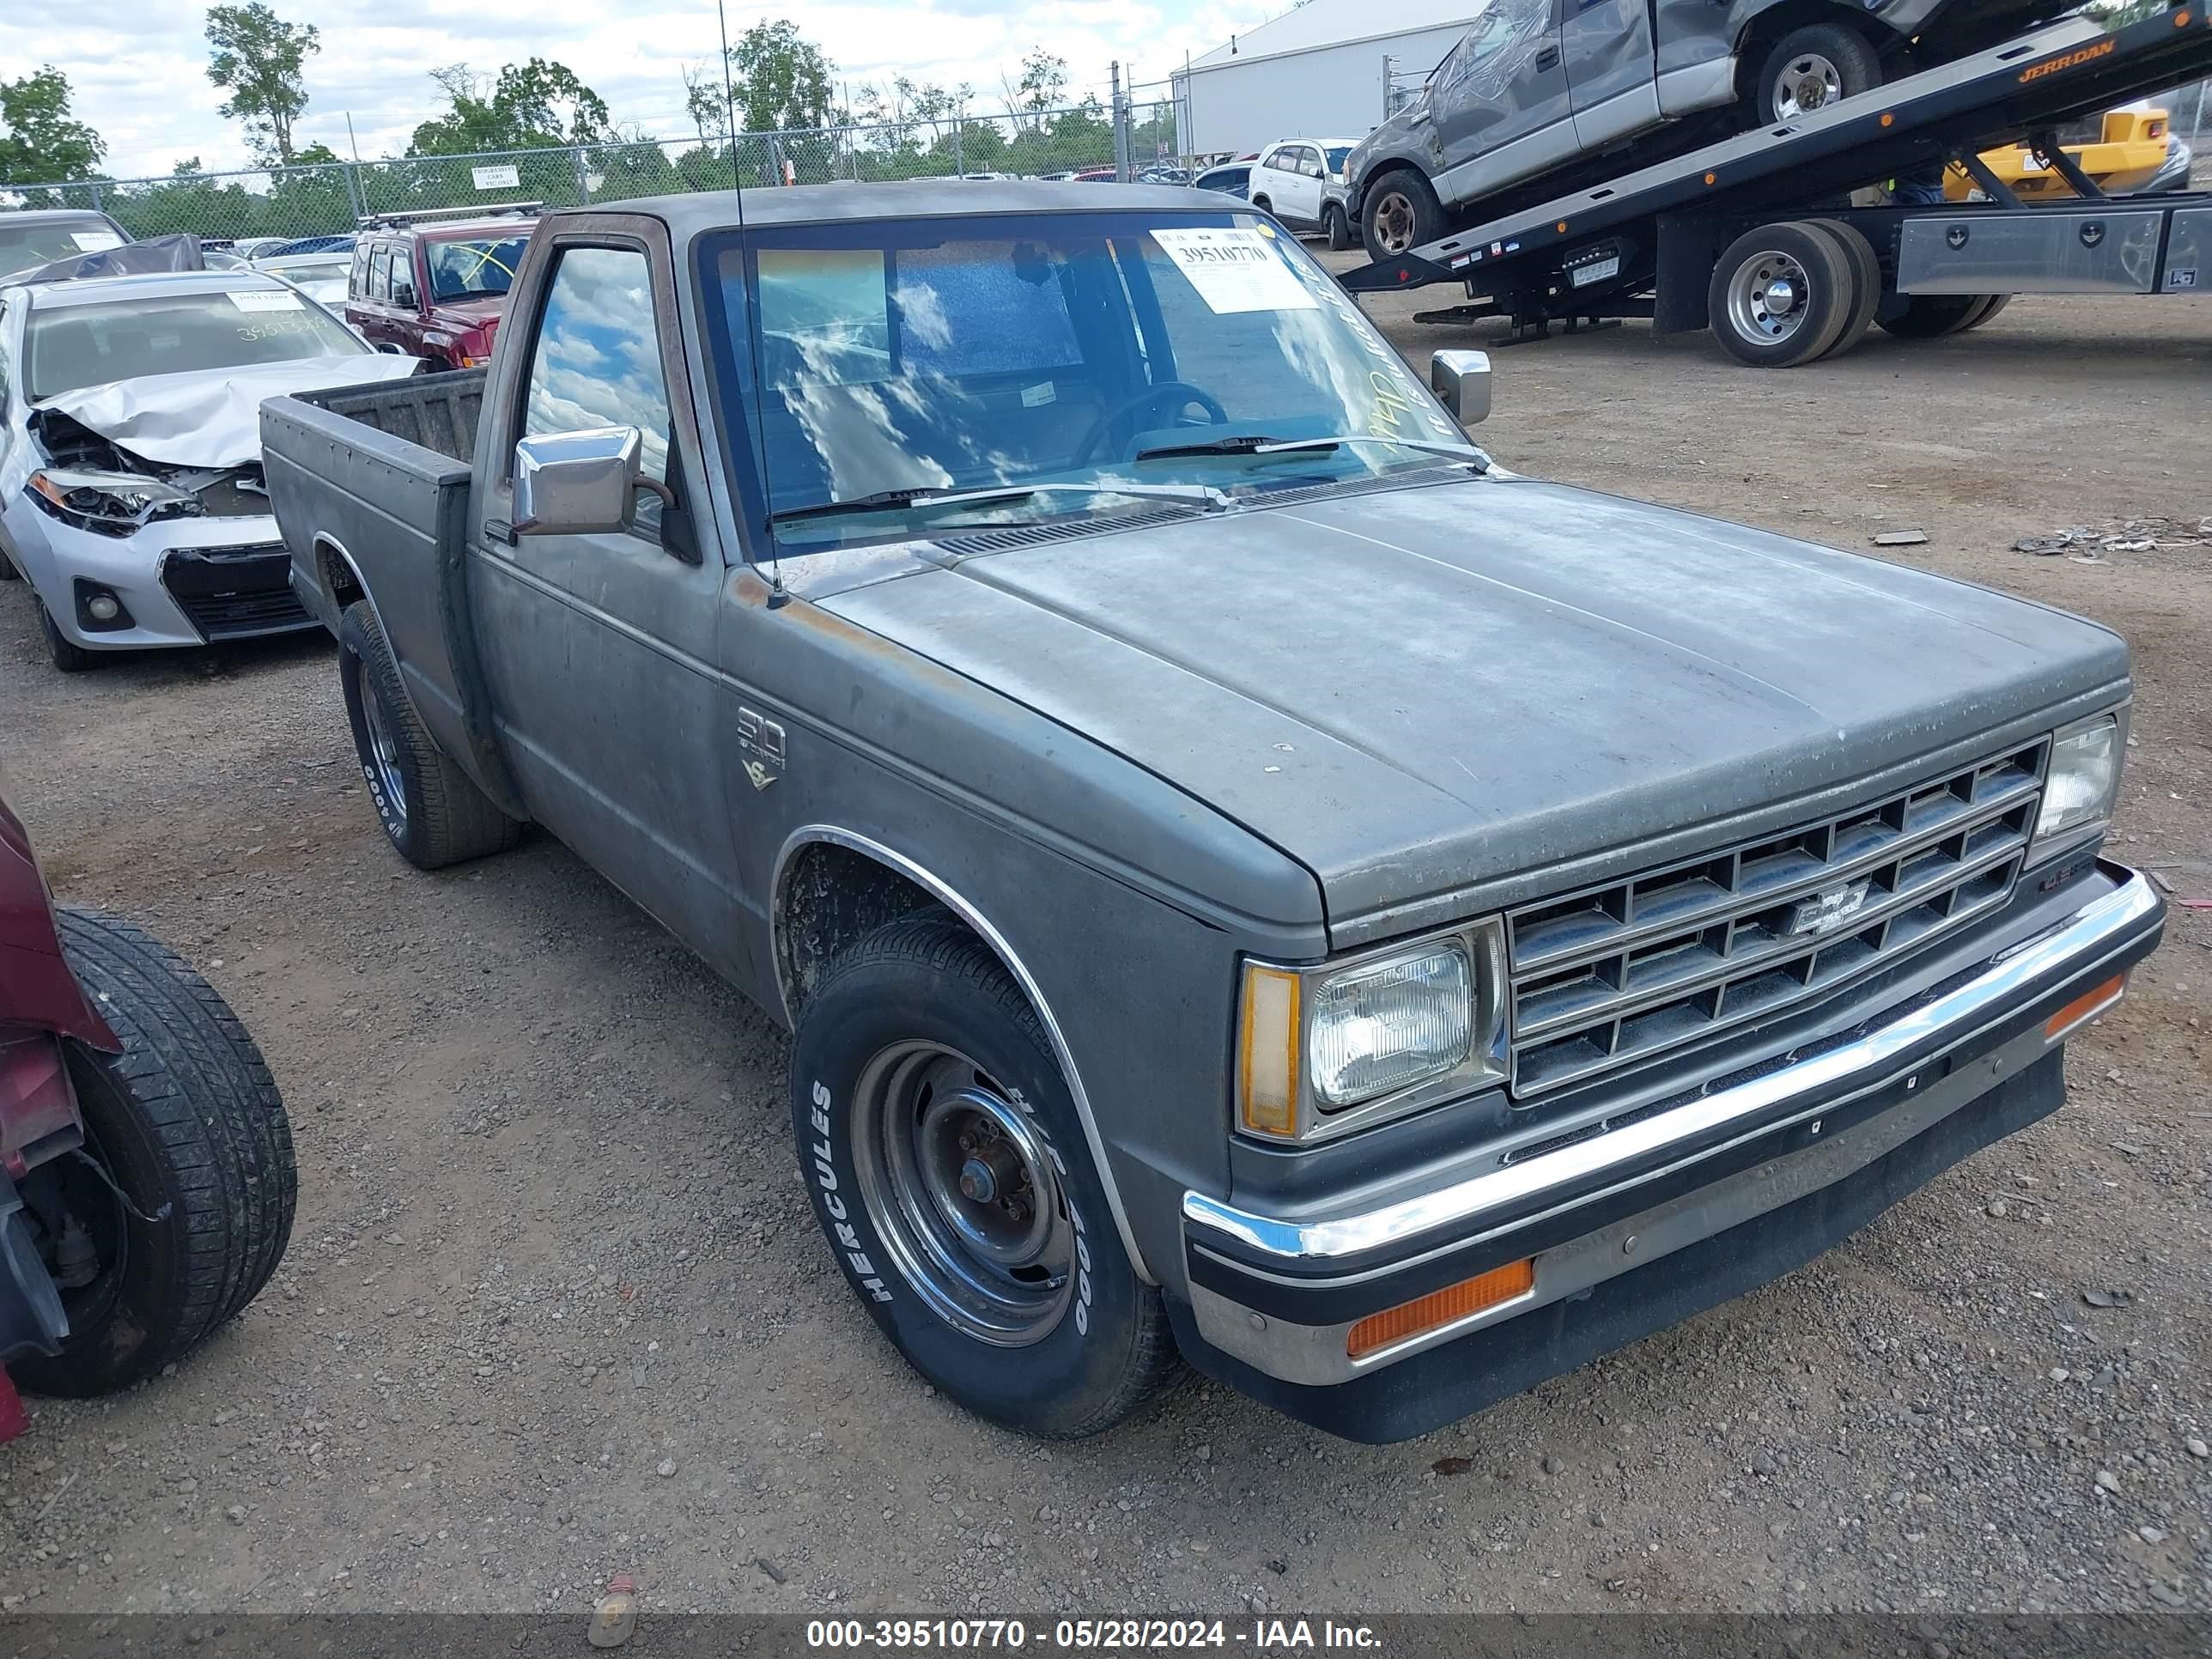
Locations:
0;278;2207;1624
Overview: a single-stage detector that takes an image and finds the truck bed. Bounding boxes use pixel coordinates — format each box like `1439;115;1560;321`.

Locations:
262;367;510;809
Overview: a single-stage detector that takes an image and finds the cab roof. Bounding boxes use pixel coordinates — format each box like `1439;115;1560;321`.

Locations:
556;180;1242;240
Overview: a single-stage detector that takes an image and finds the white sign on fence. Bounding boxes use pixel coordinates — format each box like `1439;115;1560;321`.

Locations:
471;164;522;191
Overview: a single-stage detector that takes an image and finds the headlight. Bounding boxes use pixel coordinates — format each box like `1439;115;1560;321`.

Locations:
2033;714;2122;852
1238;924;1505;1143
29;468;197;536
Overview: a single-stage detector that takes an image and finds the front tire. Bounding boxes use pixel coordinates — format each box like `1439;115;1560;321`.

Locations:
12;908;296;1396
1323;202;1353;252
1361;167;1446;258
337;600;522;869
791;916;1181;1438
35;597;95;672
1755;24;1883;123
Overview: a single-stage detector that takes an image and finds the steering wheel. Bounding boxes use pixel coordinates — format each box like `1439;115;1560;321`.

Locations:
1072;380;1231;466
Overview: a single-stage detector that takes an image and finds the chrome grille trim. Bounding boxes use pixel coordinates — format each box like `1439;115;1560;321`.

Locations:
1506;739;2047;1097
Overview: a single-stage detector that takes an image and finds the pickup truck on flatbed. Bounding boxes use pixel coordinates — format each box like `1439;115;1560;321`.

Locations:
260;182;2164;1444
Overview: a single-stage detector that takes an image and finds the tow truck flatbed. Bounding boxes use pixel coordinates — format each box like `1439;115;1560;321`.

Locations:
1338;4;2212;365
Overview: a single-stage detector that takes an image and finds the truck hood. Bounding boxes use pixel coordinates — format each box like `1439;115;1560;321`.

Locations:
426;296;505;331
818;478;2129;940
16;353;423;477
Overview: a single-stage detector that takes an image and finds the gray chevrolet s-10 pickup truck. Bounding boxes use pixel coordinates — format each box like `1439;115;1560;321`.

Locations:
259;182;2164;1444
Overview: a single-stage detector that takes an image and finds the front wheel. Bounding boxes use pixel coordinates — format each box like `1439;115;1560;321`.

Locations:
11;908;296;1396
1755;24;1883;123
791;915;1181;1438
1361;168;1446;259
1323;202;1353;252
35;596;94;672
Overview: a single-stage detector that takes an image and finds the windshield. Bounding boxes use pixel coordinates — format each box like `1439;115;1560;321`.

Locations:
26;289;366;400
699;210;1475;551
426;234;528;301
1326;147;1353;172
261;258;345;284
0;217;125;277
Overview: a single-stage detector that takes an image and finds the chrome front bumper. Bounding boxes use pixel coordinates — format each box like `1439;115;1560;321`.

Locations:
1180;866;2164;1395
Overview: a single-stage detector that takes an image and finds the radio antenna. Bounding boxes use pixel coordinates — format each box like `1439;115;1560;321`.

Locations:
714;0;787;605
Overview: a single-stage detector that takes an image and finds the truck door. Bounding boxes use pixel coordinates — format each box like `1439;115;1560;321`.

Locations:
1562;0;1663;149
468;230;747;974
1424;0;1577;207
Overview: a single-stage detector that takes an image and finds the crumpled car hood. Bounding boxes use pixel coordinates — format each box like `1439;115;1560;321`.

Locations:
22;353;422;474
817;477;2130;939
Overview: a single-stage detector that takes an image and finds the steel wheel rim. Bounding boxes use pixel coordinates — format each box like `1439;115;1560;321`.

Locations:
1373;191;1417;253
1727;250;1813;343
1774;53;1844;118
362;683;408;829
851;1041;1074;1346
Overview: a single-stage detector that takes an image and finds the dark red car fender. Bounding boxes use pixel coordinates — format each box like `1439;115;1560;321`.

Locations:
0;784;117;1054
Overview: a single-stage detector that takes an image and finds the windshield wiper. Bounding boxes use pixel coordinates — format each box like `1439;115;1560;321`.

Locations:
769;479;1228;526
1134;433;1488;471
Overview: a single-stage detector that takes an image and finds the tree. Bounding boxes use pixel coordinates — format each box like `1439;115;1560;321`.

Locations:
1005;47;1067;133
0;65;106;185
205;3;321;165
407;59;613;155
709;20;836;135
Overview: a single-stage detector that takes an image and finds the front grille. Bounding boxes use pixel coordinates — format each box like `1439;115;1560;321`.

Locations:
1505;740;2047;1097
161;545;313;641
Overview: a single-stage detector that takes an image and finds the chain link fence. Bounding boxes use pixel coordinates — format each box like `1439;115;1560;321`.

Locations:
1;100;1190;246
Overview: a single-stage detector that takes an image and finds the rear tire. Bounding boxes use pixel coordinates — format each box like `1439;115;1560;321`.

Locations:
12;908;295;1396
1877;293;1996;338
1707;220;1858;368
1955;293;2010;331
1361;167;1447;259
35;596;95;672
1755;24;1883;124
1801;216;1881;359
337;599;522;869
791;915;1182;1438
1323;202;1353;252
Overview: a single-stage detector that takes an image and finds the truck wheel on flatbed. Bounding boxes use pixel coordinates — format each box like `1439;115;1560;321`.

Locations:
1802;216;1881;359
1362;168;1446;259
1707;221;1859;367
1755;24;1882;123
1877;293;2000;338
791;915;1182;1438
12;908;295;1396
337;600;522;870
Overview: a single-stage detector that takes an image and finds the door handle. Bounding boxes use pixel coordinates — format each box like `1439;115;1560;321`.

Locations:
1534;45;1562;70
484;519;516;547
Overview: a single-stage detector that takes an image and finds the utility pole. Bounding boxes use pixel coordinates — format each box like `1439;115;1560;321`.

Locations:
1111;61;1131;183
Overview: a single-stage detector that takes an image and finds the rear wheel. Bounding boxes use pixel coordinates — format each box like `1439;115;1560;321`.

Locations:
791;915;1181;1438
12;908;295;1396
1755;25;1883;123
1707;220;1859;367
1361;168;1447;259
1955;293;2010;331
337;600;522;869
1801;216;1881;359
1877;293;1998;338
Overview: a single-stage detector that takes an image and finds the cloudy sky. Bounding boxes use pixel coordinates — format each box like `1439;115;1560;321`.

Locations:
2;0;1289;180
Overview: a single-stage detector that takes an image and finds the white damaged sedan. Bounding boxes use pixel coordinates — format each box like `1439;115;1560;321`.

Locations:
0;269;420;671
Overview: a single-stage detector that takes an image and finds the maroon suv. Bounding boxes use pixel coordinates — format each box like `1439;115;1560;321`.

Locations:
0;769;293;1425
345;208;537;370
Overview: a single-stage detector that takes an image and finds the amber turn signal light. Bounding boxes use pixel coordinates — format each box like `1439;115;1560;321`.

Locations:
1346;1258;1534;1360
2045;974;2125;1040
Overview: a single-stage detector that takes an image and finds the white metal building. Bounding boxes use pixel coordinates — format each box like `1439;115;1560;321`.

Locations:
1173;0;1482;158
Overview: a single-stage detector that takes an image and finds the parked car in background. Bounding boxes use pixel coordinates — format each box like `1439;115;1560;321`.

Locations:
1945;100;2179;199
1346;0;2064;255
0;267;418;670
254;248;351;308
1073;167;1120;182
1247;138;1362;246
263;234;357;258
2143;132;2194;193
345;207;538;370
264;183;2162;1446
0;763;295;1414
1194;162;1253;199
0;211;128;279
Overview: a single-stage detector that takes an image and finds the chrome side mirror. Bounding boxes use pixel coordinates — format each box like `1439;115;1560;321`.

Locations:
514;426;647;536
1430;349;1492;425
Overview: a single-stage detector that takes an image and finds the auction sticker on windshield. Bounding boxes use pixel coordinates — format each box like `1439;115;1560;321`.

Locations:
1150;228;1317;315
228;290;305;313
70;230;125;252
